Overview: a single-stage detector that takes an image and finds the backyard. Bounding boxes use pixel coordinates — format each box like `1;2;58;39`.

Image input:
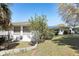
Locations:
4;34;79;56
1;3;79;56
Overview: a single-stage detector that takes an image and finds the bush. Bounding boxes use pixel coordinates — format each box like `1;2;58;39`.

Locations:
63;29;71;34
45;31;54;40
55;31;59;35
29;41;36;46
63;30;68;34
0;36;6;45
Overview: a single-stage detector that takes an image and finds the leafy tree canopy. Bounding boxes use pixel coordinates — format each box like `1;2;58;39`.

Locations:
28;15;48;42
58;3;79;27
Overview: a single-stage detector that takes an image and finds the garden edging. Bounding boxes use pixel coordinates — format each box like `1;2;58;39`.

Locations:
0;43;37;56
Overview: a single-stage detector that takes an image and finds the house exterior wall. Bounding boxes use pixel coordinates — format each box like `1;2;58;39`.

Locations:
12;25;32;42
0;22;33;42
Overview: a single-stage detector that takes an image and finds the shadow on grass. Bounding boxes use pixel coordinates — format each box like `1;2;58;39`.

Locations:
0;42;19;51
52;34;79;53
0;37;20;51
7;42;19;49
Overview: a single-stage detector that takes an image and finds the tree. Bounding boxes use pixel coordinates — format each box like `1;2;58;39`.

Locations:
0;3;12;45
58;3;79;28
28;15;48;43
0;3;11;30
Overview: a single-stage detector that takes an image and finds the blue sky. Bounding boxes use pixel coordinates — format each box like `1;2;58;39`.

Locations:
10;3;65;26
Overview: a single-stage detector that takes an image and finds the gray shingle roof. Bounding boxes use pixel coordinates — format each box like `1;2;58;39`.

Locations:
12;21;30;26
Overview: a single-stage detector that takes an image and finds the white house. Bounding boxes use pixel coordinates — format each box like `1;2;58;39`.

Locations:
10;22;33;42
58;30;64;35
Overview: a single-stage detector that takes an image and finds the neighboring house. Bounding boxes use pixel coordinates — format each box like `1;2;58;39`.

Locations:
49;25;76;35
58;30;64;35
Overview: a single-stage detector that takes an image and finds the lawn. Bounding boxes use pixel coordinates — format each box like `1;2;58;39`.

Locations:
0;41;30;51
8;34;79;56
15;41;30;48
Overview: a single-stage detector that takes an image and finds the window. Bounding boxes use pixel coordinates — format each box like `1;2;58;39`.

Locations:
14;26;20;32
0;26;2;31
23;26;30;32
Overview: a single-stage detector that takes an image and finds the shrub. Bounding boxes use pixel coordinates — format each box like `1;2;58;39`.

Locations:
53;29;59;35
0;37;6;45
45;31;54;40
63;30;68;34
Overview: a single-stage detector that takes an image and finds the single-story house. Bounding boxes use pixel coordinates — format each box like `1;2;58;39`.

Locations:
11;22;33;42
0;22;33;42
49;25;76;35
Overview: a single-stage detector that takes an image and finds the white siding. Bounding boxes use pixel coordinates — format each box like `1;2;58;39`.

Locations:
12;26;32;42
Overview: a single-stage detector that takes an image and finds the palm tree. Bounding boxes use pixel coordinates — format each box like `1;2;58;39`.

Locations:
0;3;12;46
0;3;11;30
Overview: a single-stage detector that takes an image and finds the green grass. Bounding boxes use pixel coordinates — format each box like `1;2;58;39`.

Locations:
32;40;76;56
15;41;30;48
1;41;30;51
6;34;79;56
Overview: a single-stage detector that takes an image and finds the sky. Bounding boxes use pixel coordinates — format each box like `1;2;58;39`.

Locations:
9;3;65;26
